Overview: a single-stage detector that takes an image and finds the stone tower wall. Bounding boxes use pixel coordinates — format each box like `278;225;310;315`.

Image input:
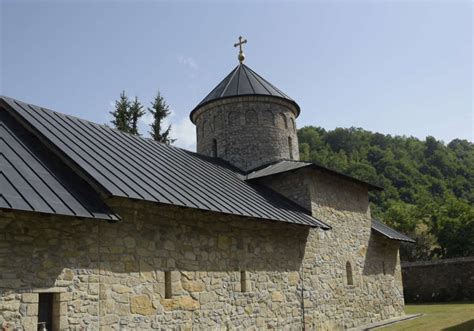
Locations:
193;96;299;171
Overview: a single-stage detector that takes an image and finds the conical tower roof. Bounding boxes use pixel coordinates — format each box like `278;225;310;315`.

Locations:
190;64;300;122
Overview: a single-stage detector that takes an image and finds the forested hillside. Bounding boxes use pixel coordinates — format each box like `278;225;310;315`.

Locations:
298;126;474;261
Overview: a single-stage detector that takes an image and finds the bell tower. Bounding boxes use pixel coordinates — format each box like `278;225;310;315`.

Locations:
190;37;300;172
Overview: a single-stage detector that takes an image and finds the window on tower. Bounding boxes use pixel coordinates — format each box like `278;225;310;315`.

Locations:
212;139;218;157
288;137;293;159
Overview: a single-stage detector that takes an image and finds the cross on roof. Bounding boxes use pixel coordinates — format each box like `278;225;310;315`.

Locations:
234;36;247;64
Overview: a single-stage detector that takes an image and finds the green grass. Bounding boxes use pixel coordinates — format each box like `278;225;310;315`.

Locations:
380;303;474;331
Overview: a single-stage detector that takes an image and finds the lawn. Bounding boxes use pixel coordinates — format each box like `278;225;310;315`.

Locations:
380;303;474;331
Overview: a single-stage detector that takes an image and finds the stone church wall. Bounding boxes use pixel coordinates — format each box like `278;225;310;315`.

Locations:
0;202;310;330
0;173;405;330
257;168;405;329
193;96;299;171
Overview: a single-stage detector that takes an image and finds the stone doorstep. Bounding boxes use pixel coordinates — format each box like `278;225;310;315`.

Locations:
348;314;423;331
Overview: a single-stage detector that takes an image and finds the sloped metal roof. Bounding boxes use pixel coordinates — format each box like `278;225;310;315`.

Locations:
190;64;300;121
1;96;329;229
0;107;119;221
372;219;415;243
246;160;383;191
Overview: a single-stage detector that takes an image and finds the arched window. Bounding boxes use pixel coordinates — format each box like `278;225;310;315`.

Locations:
228;111;240;126
288;137;293;159
290;117;296;131
245;110;257;125
201;120;206;137
212;139;218;157
262;110;275;126
346;261;354;285
276;113;287;129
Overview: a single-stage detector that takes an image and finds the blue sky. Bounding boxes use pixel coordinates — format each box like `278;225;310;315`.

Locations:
1;0;472;151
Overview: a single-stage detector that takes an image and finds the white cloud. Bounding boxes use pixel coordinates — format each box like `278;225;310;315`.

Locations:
177;56;198;71
170;116;196;151
137;110;195;151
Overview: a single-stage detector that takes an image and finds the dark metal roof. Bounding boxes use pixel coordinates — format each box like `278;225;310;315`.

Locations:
190;64;300;122
372;219;415;243
0;107;119;221
246;160;383;191
1;96;329;229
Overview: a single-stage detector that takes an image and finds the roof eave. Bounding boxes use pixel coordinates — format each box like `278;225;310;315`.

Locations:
245;160;383;192
190;94;301;124
372;228;416;243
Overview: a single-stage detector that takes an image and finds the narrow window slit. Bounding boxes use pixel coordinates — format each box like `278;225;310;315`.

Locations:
165;271;172;298
240;271;247;292
288;137;293;159
212;139;218;157
346;261;354;285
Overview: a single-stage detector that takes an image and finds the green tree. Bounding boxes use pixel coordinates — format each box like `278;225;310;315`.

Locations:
297;125;474;261
148;91;175;144
129;97;145;135
110;91;131;133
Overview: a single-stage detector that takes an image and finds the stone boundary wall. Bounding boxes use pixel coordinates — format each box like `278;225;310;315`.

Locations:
401;256;474;303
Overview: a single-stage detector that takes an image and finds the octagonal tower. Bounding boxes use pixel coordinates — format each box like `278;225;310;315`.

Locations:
190;63;300;172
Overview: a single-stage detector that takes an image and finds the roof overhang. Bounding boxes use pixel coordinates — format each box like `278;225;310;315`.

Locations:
371;219;415;243
246;160;383;192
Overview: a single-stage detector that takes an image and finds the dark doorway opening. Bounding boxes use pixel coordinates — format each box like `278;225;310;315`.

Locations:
38;293;53;331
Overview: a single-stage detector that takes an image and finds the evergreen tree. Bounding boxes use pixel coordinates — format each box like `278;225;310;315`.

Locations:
129;97;145;135
148;91;175;144
110;91;131;133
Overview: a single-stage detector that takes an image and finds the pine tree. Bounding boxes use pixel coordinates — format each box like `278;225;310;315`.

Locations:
148;91;175;144
110;91;131;133
129;96;145;135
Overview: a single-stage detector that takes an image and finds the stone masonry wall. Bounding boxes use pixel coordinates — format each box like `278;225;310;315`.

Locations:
0;202;310;330
193;96;299;171
402;257;474;303
1;172;405;330
257;168;405;329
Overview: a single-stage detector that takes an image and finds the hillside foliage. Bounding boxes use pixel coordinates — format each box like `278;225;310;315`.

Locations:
298;126;474;261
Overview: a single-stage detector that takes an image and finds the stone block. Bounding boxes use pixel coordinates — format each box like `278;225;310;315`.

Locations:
182;279;205;293
26;304;38;316
177;296;200;311
271;291;284;302
61;268;74;281
21;293;38;303
130;295;155;315
199;292;218;304
217;235;230;250
22;316;37;331
288;272;299;286
112;284;132;294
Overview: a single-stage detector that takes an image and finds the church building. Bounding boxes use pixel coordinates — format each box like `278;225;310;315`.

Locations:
0;39;413;330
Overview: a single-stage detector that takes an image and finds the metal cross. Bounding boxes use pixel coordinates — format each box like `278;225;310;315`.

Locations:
234;36;247;64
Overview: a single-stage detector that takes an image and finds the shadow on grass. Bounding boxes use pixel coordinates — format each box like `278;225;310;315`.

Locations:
442;319;474;331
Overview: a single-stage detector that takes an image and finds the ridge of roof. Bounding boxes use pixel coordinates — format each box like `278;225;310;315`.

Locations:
190;64;300;122
1;95;328;229
245;159;383;191
371;219;415;243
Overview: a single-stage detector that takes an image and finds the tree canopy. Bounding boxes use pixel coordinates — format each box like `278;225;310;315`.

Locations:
148;91;175;144
298;126;474;261
109;91;174;144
